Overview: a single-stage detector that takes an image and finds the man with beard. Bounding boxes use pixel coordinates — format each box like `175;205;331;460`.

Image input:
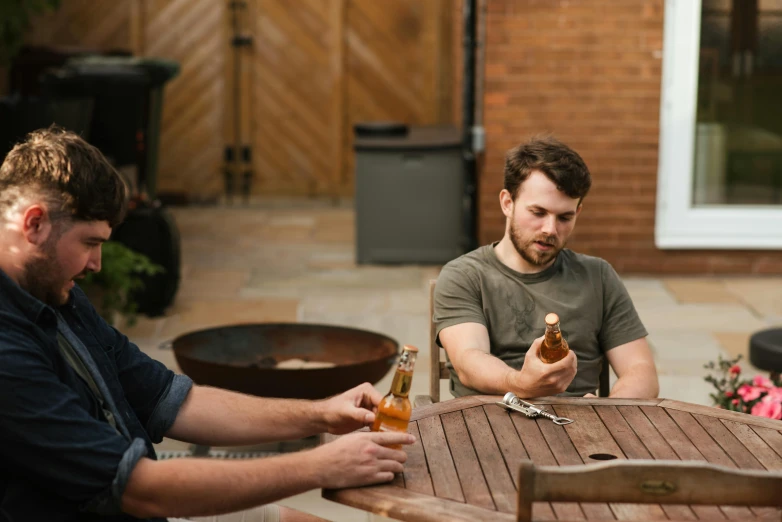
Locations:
434;136;658;399
0;127;413;521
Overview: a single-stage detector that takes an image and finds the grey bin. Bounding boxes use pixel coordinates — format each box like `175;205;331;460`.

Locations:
354;124;467;264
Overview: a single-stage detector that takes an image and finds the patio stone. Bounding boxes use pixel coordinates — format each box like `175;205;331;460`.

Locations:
635;302;766;332
662;278;741;304
176;268;249;300
713;332;752;361
159;298;300;339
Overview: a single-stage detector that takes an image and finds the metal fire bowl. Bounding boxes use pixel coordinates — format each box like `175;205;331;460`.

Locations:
171;323;399;400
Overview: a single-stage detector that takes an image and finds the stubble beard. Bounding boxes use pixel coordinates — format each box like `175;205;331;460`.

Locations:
509;220;564;268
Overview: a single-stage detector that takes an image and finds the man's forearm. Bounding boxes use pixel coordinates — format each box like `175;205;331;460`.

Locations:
455;350;519;396
165;385;326;446
122;451;319;518
609;362;659;399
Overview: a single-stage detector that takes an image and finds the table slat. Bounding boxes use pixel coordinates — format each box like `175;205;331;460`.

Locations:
463;406;516;513
598;406;697;521
715;419;782;521
511;412;587;520
665;409;756;521
554;405;668;521
619;406;725;521
323;484;515;522
417;414;465;502
483;404;557;521
751;426;782;459
693;414;764;470
404;421;434;495
441;411;495;510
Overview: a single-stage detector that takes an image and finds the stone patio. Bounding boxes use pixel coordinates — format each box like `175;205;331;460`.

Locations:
121;200;782;521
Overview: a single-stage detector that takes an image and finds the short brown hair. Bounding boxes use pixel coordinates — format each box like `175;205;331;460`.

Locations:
504;135;592;201
0;126;127;227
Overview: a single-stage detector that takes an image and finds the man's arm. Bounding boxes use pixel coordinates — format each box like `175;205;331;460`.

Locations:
439;323;577;398
122;430;412;518
166;382;383;446
605;338;659;398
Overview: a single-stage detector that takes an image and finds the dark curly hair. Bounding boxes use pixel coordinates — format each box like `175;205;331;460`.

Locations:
0;126;127;227
504;135;592;202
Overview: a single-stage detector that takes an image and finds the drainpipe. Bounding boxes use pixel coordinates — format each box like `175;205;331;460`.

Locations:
462;0;483;251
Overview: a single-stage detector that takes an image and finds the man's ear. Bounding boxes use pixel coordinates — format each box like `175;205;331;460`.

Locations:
499;189;515;218
21;205;52;246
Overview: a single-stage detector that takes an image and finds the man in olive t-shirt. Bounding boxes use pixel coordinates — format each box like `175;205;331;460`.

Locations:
434;136;659;399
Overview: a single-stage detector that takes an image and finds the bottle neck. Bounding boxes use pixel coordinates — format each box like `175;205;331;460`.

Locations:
389;350;416;397
544;323;563;346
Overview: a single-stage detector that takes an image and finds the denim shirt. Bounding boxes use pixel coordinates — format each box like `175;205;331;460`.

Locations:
0;269;193;521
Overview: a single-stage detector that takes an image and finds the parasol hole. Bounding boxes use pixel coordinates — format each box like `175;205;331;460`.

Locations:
589;453;618;461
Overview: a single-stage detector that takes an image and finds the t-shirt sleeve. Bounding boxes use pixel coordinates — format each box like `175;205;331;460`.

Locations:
433;264;486;345
598;260;648;351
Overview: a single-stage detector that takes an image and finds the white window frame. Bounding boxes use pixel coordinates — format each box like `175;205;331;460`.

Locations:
655;0;782;249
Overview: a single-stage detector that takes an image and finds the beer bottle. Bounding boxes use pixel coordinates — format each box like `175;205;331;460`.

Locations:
539;313;569;364
371;344;418;449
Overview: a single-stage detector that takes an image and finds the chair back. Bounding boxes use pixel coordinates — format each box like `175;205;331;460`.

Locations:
517;459;782;522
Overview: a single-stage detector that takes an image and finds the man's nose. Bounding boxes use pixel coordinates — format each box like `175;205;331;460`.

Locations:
541;215;557;236
87;250;102;273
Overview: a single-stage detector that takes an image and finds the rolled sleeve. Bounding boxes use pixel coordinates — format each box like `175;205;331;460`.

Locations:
0;327;144;512
146;373;193;442
83;437;148;515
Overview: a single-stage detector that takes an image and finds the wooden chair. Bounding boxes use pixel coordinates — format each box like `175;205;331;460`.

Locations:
516;459;782;522
415;279;610;407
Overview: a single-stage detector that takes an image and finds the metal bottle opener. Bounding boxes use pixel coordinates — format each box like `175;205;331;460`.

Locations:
496;392;574;425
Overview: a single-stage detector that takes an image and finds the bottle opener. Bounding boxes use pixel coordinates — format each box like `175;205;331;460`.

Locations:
496;392;574;425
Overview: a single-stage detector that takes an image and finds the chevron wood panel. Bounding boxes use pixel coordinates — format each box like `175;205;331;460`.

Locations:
341;0;457;196
247;0;338;196
26;0;132;51
142;0;226;198
21;0;459;198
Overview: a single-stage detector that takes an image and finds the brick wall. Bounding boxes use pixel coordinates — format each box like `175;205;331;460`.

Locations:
478;0;782;275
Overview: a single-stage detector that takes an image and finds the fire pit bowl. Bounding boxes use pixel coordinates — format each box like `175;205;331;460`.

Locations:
171;323;400;399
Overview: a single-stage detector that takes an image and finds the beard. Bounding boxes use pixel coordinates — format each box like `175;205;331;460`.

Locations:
22;236;76;307
509;220;565;268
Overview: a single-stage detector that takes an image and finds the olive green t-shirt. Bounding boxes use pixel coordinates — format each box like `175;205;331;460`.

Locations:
433;244;648;397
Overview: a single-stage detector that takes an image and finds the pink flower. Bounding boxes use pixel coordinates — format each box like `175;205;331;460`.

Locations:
766;387;782;403
751;397;782;420
752;375;773;389
729;365;741;376
724;391;734;398
731;399;739;406
738;384;763;402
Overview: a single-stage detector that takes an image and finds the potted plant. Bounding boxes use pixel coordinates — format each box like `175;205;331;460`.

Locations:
704;354;782;420
80;240;163;326
0;0;62;66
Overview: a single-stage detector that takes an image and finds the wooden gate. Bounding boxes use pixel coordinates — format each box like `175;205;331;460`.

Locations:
23;0;461;199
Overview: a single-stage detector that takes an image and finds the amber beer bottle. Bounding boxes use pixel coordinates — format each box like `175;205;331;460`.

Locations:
539;313;570;363
371;345;418;449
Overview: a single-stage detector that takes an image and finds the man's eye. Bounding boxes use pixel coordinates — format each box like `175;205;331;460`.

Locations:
532;211;545;217
559;216;573;222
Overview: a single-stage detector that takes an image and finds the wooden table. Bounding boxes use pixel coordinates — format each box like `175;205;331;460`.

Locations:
323;396;782;521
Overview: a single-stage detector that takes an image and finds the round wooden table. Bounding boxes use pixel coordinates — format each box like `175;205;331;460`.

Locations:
323;396;782;521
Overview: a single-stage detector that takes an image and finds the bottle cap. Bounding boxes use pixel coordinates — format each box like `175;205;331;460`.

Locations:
544;313;560;326
402;344;419;353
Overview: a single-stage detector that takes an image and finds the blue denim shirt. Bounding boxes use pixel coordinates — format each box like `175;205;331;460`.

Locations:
0;269;193;521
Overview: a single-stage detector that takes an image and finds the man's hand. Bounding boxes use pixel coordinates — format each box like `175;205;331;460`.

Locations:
509;336;578;398
320;382;383;435
312;431;413;489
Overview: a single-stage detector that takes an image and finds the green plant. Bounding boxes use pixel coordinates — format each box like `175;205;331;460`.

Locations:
0;0;62;66
81;241;164;326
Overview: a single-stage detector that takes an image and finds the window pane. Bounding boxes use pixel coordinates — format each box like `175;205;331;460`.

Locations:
693;3;782;205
